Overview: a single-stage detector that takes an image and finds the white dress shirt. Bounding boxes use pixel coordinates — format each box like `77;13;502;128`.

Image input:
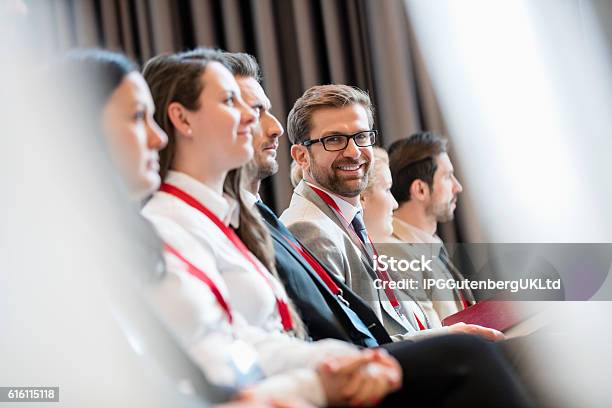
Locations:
242;189;260;209
142;171;359;406
392;217;443;244
305;181;361;230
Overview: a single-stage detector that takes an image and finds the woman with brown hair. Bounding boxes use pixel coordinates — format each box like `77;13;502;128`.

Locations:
141;49;402;407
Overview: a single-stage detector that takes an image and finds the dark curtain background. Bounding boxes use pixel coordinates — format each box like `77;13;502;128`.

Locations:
27;0;465;243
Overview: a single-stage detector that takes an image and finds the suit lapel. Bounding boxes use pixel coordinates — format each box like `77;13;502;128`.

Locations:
295;181;374;266
266;220;334;291
294;181;415;333
261;213;386;344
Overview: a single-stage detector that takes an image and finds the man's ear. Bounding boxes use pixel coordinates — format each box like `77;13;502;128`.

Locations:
410;179;430;202
291;144;310;172
167;102;192;138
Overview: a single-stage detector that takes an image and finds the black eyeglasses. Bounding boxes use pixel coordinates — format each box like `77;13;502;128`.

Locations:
301;130;377;152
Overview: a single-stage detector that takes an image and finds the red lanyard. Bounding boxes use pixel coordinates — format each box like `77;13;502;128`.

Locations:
160;183;294;332
282;235;342;297
308;184;426;331
308;184;374;258
459;293;470;310
163;242;233;324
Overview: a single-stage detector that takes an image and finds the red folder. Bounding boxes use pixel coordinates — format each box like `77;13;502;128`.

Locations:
441;300;535;332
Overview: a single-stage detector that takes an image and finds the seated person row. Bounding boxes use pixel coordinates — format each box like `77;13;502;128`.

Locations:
68;47;533;407
62;49;399;407
142;48;533;406
141;49;406;407
223;54;546;390
222;59;541;406
276;81;545;402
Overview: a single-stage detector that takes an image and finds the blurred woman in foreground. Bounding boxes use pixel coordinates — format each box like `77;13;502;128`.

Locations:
59;49;321;407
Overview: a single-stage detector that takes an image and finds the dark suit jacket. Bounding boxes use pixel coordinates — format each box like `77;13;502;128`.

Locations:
256;201;392;346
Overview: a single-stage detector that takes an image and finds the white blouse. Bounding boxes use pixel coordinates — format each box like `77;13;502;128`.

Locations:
145;171;292;333
142;171;358;406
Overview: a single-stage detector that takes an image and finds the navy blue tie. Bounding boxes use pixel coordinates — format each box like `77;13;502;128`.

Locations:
351;211;370;247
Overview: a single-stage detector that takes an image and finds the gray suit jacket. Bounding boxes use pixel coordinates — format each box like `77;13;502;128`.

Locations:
280;181;434;340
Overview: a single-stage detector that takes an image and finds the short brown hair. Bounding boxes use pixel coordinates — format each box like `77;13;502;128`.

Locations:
388;132;448;205
218;52;261;82
287;84;374;145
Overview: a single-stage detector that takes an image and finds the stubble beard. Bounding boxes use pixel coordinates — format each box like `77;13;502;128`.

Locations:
246;154;279;184
257;159;278;181
309;154;370;197
429;197;456;223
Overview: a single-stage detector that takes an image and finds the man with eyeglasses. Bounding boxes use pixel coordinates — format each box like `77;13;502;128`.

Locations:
279;85;395;329
279;85;500;342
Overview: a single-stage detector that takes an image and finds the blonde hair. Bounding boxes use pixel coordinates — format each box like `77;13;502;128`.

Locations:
363;147;390;196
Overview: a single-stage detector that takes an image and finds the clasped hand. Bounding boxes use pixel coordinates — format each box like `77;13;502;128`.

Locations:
317;348;402;407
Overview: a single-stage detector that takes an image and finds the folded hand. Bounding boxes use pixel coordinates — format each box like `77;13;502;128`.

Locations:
448;322;505;341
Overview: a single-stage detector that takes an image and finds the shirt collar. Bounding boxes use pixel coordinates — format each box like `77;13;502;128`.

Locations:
392;216;442;244
165;170;240;228
305;181;362;223
242;189;261;210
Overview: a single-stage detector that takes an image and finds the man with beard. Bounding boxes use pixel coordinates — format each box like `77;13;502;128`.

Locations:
279;84;417;337
387;132;476;326
279;85;494;340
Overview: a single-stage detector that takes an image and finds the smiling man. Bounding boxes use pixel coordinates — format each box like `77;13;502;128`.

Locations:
297;103;374;198
280;84;509;340
279;85;436;338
